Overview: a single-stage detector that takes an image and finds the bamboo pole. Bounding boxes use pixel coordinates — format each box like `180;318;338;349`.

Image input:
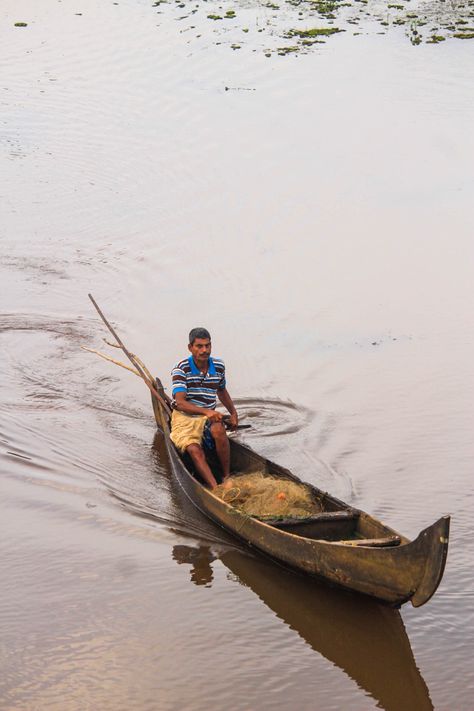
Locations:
80;346;142;377
84;300;249;432
87;294;171;419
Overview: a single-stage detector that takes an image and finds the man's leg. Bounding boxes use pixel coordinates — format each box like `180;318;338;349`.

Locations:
210;422;231;479
186;443;218;489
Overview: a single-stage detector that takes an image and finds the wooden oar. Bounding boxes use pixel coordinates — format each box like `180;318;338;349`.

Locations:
223;416;251;431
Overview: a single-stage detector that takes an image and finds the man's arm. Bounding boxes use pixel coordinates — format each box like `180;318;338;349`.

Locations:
174;391;223;422
217;388;238;429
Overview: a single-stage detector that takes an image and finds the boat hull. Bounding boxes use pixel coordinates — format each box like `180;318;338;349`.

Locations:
153;394;450;607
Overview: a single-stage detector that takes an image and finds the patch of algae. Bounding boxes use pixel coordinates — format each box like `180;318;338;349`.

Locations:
277;44;301;54
151;0;474;56
286;26;343;36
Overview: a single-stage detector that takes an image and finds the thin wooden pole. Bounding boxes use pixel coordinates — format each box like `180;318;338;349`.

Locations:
80;346;141;376
87;293;171;418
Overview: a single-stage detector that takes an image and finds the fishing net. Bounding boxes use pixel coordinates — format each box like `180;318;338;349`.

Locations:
213;471;322;520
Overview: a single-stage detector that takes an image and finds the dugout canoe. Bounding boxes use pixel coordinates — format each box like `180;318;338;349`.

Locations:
152;385;450;608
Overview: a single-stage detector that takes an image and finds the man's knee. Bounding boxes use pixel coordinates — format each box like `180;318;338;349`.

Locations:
210;422;227;440
186;443;205;459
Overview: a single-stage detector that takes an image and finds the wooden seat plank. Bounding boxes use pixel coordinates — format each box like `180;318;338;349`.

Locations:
340;536;401;548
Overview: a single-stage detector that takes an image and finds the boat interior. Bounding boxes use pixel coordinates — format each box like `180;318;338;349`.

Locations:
153;373;405;550
193;438;404;548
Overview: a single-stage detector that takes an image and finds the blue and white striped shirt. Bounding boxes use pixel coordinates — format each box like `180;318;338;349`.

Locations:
171;356;226;410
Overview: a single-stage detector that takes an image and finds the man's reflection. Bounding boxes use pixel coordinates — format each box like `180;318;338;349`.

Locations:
172;544;217;587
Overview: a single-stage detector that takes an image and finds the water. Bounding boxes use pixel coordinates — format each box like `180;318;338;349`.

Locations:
1;1;474;709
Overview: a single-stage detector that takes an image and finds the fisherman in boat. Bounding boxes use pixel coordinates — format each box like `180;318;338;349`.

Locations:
170;327;238;489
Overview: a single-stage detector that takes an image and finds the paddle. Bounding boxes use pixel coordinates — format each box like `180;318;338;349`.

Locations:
223;416;251;431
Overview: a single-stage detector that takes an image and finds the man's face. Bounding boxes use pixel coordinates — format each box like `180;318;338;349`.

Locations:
188;337;211;367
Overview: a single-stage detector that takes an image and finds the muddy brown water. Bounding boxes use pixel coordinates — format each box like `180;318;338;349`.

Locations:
1;1;474;709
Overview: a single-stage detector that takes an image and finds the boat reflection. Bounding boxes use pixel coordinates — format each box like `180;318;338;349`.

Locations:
173;543;433;711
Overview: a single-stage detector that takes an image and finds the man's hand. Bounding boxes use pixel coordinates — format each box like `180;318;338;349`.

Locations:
227;412;238;431
206;409;224;423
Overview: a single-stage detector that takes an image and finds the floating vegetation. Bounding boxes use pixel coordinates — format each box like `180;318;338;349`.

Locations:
14;22;28;27
277;44;301;54
152;0;474;55
408;20;422;44
286;26;343;36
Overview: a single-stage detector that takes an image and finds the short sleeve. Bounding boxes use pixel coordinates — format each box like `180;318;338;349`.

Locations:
172;365;187;397
218;364;226;390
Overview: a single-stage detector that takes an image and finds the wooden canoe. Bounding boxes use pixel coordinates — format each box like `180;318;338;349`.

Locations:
152;386;450;608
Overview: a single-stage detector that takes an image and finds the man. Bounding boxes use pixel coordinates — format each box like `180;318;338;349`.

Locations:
170;327;238;489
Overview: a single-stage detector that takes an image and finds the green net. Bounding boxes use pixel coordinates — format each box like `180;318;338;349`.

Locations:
214;471;322;520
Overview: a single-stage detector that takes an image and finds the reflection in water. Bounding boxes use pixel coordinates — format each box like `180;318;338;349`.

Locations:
154;431;432;711
173;543;433;711
173;545;217;587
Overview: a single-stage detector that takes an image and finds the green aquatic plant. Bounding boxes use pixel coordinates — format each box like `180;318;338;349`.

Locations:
287;26;343;37
312;1;336;13
150;0;474;55
277;45;300;54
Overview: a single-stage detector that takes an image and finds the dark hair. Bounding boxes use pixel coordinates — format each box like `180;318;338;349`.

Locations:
189;327;211;345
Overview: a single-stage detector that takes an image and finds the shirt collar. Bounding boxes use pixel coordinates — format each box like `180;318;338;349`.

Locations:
188;355;216;376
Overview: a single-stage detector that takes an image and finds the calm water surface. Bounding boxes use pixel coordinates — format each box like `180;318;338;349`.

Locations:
1;1;474;709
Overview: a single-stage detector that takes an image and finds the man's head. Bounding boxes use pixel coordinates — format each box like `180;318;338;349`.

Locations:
188;327;211;367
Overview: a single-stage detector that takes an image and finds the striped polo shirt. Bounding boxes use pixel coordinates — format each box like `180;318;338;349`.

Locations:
171;356;226;410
